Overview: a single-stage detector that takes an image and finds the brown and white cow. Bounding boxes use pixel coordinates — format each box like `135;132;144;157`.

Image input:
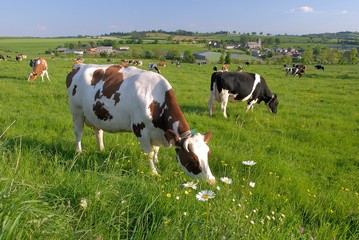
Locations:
28;57;50;81
66;64;215;184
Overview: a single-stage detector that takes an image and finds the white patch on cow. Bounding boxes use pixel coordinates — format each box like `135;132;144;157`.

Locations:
172;121;179;133
242;74;261;101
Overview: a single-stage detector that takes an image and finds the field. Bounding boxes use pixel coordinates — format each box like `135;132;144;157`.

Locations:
0;38;358;239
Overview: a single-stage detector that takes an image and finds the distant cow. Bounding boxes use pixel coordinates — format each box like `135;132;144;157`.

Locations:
133;60;143;66
158;61;167;67
236;66;243;72
28;57;50;81
66;64;215;184
314;65;324;71
148;62;160;73
16;54;27;62
222;64;229;71
245;61;250;66
0;54;5;60
285;65;305;78
208;72;278;118
72;58;83;68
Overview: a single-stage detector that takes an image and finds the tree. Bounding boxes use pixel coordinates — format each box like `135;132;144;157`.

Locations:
219;53;225;64
349;48;358;64
183;50;195;63
224;52;232;64
301;50;314;64
239;35;249;46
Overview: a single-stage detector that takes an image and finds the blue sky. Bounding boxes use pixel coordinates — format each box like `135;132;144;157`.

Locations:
1;0;357;37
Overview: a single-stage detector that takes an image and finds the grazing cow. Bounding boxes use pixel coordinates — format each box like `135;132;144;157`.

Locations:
16;54;27;62
314;64;324;71
149;62;160;73
208;72;278;118
236;66;243;72
0;54;5;60
133;60;143;66
28;57;50;81
72;58;83;68
285;65;305;78
222;64;229;71
158;61;167;67
66;64;215;184
245;61;250;66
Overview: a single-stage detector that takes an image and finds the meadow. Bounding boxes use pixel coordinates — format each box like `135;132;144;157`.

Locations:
0;39;358;239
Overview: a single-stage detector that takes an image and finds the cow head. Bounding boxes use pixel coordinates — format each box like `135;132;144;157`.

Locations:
28;72;37;81
266;95;278;114
166;130;215;185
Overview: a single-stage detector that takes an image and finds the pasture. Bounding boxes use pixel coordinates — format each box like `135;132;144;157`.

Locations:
0;40;358;239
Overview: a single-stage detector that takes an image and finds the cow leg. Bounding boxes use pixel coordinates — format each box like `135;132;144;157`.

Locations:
220;90;229;118
94;127;104;151
73;115;84;153
153;146;159;164
137;132;159;175
208;90;216;116
246;99;258;113
44;70;50;81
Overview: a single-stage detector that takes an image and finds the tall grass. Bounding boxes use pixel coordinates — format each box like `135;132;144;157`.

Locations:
0;51;358;239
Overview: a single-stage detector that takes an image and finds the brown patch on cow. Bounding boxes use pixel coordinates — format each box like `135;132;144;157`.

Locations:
132;122;145;138
66;66;80;89
91;69;105;86
72;85;77;96
113;92;121;105
102;65;124;99
176;148;201;174
93;101;113;121
149;89;190;137
94;89;102;101
90;65;124;104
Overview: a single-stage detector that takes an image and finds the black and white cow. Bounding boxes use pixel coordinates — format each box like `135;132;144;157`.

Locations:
66;64;215;184
314;64;324;71
285;65;305;78
208;72;278;118
148;62;160;73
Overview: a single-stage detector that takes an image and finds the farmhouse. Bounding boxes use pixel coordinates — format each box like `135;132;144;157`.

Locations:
247;38;262;49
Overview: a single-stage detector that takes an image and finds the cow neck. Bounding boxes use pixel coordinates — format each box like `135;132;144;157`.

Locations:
164;89;190;137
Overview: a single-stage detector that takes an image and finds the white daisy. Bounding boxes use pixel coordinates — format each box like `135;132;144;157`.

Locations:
183;181;198;190
249;182;256;188
196;190;216;201
242;160;257;166
220;177;233;184
79;198;88;209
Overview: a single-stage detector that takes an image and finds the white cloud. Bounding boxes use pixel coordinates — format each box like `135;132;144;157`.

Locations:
290;6;314;13
339;10;348;15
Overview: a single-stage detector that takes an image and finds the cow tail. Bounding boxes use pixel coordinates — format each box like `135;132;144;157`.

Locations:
210;72;218;91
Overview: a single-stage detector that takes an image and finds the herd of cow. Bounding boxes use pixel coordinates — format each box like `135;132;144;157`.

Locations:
1;55;325;184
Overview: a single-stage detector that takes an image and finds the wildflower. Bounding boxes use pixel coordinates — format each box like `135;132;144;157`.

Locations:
196;190;216;201
183;212;187;216
250;220;255;225
175;196;180;200
220;177;233;184
216;186;221;191
79;198;88;209
166;193;172;198
183;181;198;190
249;182;256;188
242;160;257;166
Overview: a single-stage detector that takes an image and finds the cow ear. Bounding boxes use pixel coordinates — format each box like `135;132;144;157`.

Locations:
165;130;181;147
203;131;213;143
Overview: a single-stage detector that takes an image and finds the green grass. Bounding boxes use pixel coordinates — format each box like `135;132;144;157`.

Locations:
0;41;358;239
